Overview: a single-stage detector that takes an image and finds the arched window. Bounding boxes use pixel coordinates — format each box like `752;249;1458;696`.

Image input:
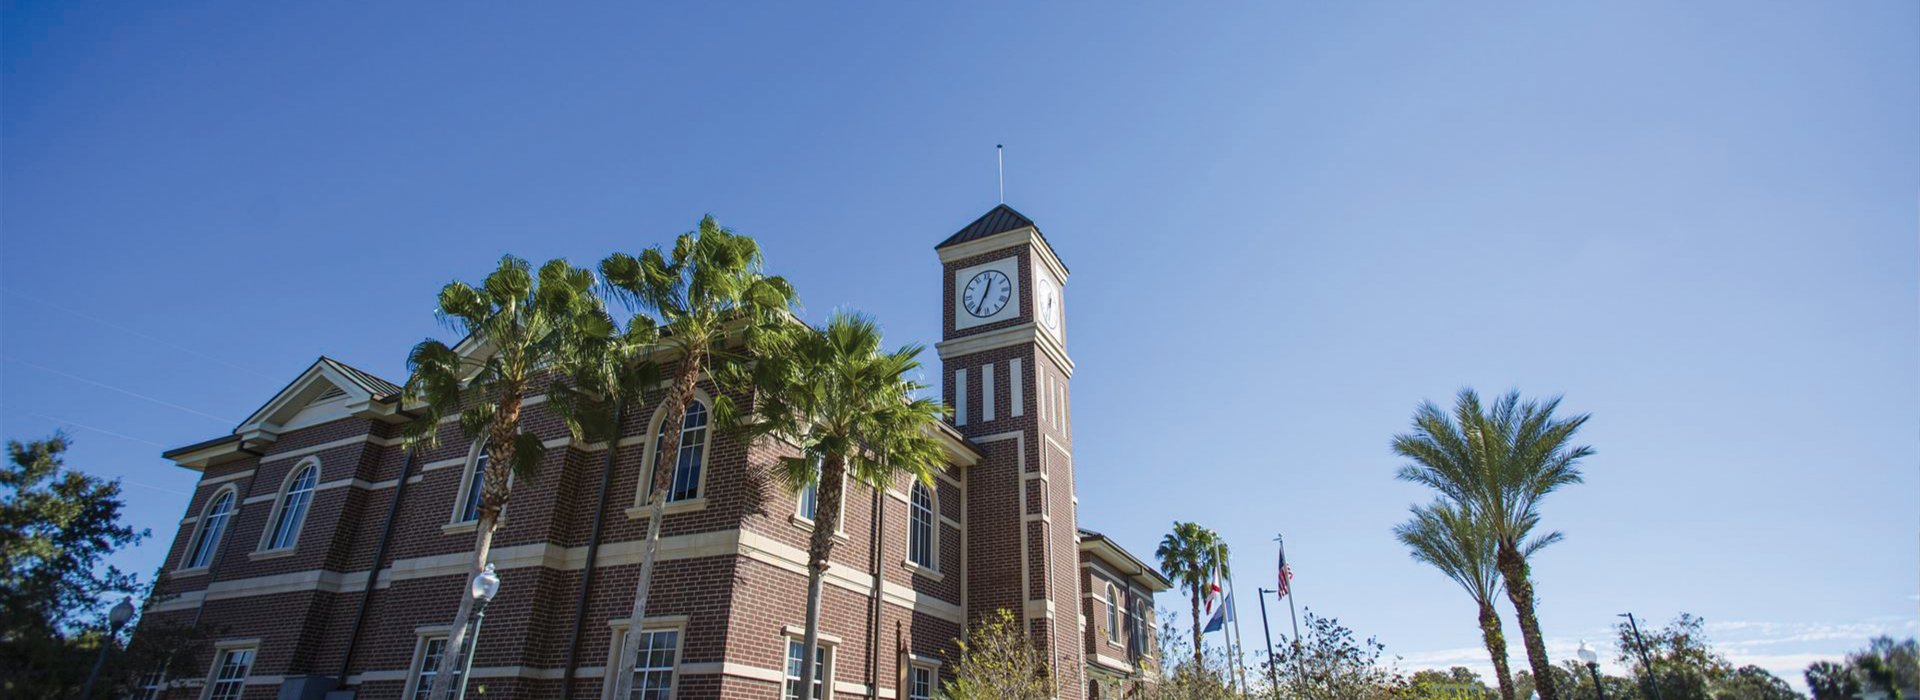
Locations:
655;400;710;503
908;481;935;569
1106;583;1121;643
183;488;235;569
263;461;318;550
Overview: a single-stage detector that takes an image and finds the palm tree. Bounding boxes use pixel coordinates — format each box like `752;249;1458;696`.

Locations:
1395;500;1559;700
725;311;949;700
1393;389;1592;700
404;256;621;700
1156;522;1228;673
599;216;796;700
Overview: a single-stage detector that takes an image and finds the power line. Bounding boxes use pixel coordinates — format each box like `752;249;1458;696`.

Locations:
1;289;277;380
1;356;236;424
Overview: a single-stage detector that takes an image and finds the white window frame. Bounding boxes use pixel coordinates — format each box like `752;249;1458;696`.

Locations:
783;635;834;700
634;391;714;509
258;458;320;552
179;486;237;571
906;657;942;700
1105;582;1121;644
402;629;456;700
134;670;166;700
906;481;937;572
200;641;257;700
792;460;848;538
601;616;687;700
452;439;490;525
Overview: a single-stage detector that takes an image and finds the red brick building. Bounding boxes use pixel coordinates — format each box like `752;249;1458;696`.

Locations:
136;206;1169;700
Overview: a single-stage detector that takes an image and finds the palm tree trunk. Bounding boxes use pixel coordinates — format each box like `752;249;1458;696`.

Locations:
1190;589;1204;673
796;454;848;699
427;393;521;700
612;360;701;700
1478;599;1516;700
1496;542;1556;700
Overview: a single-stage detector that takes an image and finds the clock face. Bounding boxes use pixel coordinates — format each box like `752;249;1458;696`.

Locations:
1037;277;1060;331
963;269;1013;318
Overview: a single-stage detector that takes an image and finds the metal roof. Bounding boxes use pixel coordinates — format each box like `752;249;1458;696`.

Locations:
935;204;1040;249
320;356;402;398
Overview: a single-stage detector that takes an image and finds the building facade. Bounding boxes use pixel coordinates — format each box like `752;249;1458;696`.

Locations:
136;206;1168;700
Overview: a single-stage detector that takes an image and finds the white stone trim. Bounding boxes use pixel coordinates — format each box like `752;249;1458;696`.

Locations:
1009;358;1023;418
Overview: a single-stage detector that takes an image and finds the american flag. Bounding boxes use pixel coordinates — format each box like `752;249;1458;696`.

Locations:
1276;546;1295;599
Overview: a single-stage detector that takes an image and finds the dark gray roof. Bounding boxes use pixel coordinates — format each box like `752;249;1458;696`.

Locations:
936;204;1041;249
320;356;403;398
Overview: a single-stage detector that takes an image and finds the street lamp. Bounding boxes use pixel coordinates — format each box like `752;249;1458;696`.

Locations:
1577;641;1606;700
81;598;137;699
455;564;500;700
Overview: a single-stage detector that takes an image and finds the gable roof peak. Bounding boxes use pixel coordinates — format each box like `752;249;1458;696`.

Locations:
935;203;1039;250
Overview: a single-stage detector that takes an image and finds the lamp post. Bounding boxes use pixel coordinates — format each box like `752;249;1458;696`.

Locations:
81;597;136;699
1618;613;1665;700
1577;641;1606;700
455;564;501;700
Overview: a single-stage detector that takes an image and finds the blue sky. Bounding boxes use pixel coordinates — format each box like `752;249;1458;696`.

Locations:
4;1;1914;689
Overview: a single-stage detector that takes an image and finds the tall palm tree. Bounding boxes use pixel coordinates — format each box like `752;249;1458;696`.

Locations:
599;216;796;700
724;311;949;700
1395;500;1559;700
1156;522;1227;673
1394;389;1592;700
404;256;621;700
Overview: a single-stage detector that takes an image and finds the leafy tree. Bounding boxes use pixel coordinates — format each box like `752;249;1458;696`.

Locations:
1805;660;1860;700
1850;637;1919;698
1157;523;1229;672
1263;609;1406;700
1554;659;1643;700
1612;613;1731;700
0;433;147;698
1407;667;1495;699
727;311;946;697
403;256;621;700
942;609;1052;700
599;216;797;699
1395;389;1593;700
1394;500;1553;700
1151;608;1238;700
1514;666;1577;700
1718;665;1802;700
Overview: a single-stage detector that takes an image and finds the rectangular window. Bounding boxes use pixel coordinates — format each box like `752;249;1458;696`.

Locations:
206;648;254;700
784;639;829;700
411;637;460;700
797;480;817;521
908;666;934;700
623;629;680;700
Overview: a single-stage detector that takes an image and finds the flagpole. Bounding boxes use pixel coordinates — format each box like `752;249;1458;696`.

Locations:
1278;534;1304;695
1228;570;1252;696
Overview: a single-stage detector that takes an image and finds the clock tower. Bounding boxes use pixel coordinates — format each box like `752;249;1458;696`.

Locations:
936;204;1083;699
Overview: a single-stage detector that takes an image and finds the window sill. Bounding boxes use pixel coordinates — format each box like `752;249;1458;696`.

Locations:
788;514;848;542
624;498;707;520
248;548;297;561
442;520;479;535
172;566;210;578
901;560;944;582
